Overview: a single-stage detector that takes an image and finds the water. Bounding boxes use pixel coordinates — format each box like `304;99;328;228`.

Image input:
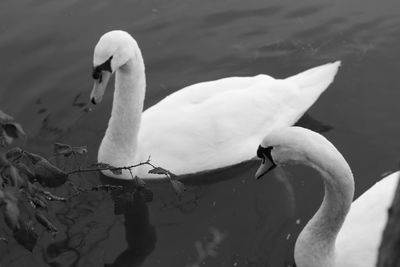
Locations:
1;0;400;266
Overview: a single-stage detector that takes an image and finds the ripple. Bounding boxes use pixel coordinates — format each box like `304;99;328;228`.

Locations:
284;5;325;19
147;54;200;73
201;5;282;27
294;17;347;38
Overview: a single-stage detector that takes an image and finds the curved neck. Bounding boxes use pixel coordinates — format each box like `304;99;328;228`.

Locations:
102;52;146;166
294;155;355;267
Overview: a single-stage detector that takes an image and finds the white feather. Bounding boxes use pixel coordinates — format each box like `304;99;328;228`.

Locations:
335;171;398;267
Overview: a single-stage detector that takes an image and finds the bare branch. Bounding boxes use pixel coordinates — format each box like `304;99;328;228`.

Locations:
66;158;155;176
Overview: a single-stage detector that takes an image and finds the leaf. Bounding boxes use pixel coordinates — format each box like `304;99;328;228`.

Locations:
4;199;20;231
0;153;10;167
15;162;36;183
13;220;38;251
91;162;111;168
3;186;19;201
35;188;66;202
24;152;68;187
24;152;44;164
5;147;23;162
0;189;5;208
13;123;26;136
3;122;26;138
33;159;68;188
109;168;122;175
148;167;170;176
91;185;123;192
53;143;73;157
170;180;185;197
72;146;87;155
91;162;122;175
9;165;26;188
31;194;48;209
1;129;13;145
35;212;57;233
0;110;14;123
0;189;5;203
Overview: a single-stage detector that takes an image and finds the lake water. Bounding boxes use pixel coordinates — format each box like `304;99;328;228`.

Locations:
1;0;400;266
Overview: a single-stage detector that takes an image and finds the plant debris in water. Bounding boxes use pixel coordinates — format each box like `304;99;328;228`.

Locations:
0;110;26;146
0;109;185;252
0;110;78;250
149;166;185;197
53;142;87;157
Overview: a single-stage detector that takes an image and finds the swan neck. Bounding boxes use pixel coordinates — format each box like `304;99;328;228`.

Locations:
295;157;354;267
102;54;146;166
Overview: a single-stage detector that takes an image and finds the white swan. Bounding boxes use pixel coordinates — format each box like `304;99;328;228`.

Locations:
90;30;341;179
255;126;399;267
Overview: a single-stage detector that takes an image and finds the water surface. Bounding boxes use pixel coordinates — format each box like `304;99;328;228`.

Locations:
1;0;400;266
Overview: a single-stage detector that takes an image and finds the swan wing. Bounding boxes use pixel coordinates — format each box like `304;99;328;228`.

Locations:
153;75;275;107
155;61;340;109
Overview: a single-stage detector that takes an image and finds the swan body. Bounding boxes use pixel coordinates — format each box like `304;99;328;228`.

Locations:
255;126;399;267
90;30;341;179
335;171;398;266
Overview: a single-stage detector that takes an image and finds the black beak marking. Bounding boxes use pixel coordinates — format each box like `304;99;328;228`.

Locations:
91;98;96;105
92;56;113;82
256;145;275;162
256;145;277;179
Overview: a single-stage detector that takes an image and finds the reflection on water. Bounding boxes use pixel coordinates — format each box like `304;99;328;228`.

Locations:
1;0;400;266
106;186;156;267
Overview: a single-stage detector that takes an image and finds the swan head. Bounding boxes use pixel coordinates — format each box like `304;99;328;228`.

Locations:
90;30;138;104
255;127;344;179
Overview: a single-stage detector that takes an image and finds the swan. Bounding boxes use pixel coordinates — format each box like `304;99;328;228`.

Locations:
255;126;399;267
90;30;341;179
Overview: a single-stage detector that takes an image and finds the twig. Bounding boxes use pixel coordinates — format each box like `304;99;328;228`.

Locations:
89;185;123;192
67;181;123;198
128;168;145;187
66;158;155;176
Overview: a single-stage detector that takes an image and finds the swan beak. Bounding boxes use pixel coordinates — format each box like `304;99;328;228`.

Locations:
90;72;111;105
255;159;276;179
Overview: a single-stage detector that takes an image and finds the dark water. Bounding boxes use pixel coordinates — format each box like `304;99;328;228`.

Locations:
1;0;400;266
